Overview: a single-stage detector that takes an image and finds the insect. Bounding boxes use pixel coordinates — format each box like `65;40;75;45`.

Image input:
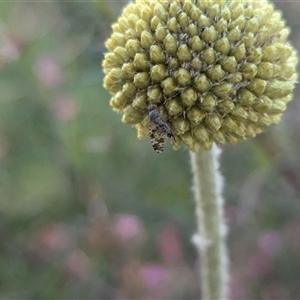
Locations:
147;104;175;153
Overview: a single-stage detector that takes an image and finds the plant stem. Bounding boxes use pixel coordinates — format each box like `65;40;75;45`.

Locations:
190;145;229;300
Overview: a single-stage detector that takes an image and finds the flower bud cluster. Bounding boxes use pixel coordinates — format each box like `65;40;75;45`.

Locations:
103;0;297;152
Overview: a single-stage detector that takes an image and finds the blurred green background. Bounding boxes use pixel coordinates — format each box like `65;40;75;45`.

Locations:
0;1;300;299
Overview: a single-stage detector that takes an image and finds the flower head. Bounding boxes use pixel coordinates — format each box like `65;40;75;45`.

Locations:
103;0;297;152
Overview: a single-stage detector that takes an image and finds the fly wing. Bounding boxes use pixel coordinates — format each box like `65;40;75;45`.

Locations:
164;123;175;142
149;121;166;153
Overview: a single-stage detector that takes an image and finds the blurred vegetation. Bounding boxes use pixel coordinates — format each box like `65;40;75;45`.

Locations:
0;1;300;299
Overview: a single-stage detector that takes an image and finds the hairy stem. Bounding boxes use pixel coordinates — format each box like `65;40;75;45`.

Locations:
190;146;229;300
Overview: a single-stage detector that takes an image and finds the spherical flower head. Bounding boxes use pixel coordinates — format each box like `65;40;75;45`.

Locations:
102;0;298;152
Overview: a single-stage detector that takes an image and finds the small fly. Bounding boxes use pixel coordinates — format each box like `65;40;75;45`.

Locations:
147;104;175;153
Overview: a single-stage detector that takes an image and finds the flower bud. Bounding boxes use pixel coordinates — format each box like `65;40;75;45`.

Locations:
103;0;298;152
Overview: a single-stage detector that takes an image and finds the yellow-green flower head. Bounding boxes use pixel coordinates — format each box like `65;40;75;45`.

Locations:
102;0;298;152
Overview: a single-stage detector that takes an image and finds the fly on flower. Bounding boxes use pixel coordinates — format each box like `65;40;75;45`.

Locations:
147;104;175;153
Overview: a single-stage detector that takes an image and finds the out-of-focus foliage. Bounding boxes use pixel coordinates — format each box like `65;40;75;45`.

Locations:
0;1;300;299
